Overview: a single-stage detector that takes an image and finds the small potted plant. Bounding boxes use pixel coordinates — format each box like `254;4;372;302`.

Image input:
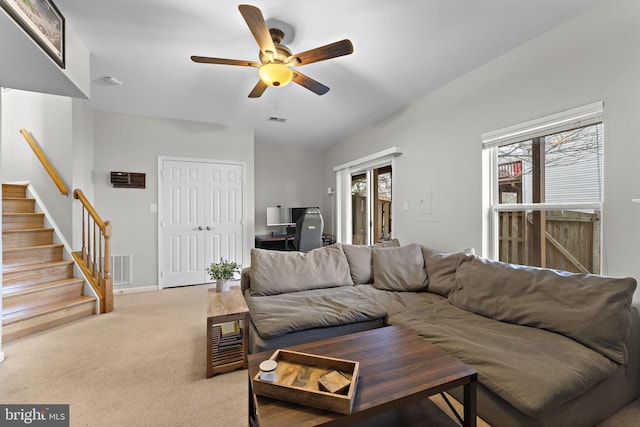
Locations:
207;258;241;292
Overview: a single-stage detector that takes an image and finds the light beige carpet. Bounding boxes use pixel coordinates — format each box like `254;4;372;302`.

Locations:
1;284;638;426
0;284;247;427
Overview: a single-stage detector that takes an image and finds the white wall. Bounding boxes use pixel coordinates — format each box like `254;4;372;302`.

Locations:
254;143;325;235
71;100;95;249
323;0;640;301
0;15;90;99
93;111;254;288
1;89;77;240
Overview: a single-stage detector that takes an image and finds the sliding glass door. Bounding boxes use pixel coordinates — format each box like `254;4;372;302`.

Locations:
351;166;392;245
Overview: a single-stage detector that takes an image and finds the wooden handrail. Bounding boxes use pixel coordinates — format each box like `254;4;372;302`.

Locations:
72;189;113;313
73;189;105;229
19;129;69;196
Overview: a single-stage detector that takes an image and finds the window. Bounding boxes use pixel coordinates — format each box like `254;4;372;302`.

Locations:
334;147;401;245
482;102;603;273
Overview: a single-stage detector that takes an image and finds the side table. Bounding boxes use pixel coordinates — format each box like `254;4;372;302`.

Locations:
206;285;249;378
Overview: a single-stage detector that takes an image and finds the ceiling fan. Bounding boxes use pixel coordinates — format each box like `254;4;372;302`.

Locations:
191;4;354;98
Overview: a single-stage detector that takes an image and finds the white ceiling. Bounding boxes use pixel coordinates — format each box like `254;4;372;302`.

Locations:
52;0;606;149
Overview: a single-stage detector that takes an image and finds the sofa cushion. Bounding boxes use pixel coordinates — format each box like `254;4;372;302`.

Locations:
389;300;618;417
245;287;387;339
372;243;427;291
422;247;473;297
450;257;637;364
249;244;353;296
342;239;400;284
355;284;445;316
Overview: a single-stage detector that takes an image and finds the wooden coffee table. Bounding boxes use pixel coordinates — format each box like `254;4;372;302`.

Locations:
248;325;477;427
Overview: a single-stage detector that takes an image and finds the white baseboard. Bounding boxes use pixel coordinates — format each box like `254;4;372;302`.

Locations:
114;286;157;295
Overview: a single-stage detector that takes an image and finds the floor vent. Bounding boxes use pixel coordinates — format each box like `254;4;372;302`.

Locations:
111;254;133;285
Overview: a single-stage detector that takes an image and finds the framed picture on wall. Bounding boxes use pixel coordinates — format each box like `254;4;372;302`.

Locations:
0;0;65;68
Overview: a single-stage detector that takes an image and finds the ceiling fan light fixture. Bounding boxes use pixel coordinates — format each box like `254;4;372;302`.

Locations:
259;63;293;87
191;5;353;97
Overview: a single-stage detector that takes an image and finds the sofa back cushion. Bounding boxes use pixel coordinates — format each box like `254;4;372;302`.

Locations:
371;243;427;291
422;247;473;297
449;257;637;364
342;239;400;284
250;244;354;296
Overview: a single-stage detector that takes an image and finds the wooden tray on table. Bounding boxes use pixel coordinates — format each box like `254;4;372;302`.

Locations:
252;349;359;415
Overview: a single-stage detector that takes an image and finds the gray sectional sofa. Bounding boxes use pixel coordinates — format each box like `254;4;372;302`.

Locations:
240;242;640;427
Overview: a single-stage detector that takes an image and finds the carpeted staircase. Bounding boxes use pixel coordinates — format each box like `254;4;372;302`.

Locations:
2;183;96;342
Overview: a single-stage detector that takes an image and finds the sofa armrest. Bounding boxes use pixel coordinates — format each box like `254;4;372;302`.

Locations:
241;267;251;293
627;303;640;396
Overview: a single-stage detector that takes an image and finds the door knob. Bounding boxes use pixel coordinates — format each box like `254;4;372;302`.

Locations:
206;226;213;230
197;226;204;231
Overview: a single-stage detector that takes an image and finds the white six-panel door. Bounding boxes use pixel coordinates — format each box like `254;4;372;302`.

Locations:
204;163;243;274
160;159;244;288
161;160;205;287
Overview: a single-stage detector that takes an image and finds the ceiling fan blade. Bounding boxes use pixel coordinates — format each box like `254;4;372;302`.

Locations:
238;4;277;57
191;56;259;67
292;71;329;96
292;39;354;66
248;80;268;98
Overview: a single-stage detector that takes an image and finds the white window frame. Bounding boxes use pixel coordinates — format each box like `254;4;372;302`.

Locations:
481;102;604;262
350;170;373;245
333;147;402;244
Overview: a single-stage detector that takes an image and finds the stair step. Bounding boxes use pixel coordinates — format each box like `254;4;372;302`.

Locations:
3;244;64;268
2;260;74;286
2;278;85;315
2;296;97;342
2;213;45;230
2;197;35;213
2;228;54;248
2;183;28;198
1;183;99;342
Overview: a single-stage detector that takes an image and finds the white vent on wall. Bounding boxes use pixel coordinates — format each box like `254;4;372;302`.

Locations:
111;254;133;285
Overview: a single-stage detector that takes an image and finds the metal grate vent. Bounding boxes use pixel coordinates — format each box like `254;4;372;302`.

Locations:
110;171;146;189
111;254;133;285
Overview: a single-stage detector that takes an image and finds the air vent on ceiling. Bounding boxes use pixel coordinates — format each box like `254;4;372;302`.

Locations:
268;116;287;123
101;76;123;86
